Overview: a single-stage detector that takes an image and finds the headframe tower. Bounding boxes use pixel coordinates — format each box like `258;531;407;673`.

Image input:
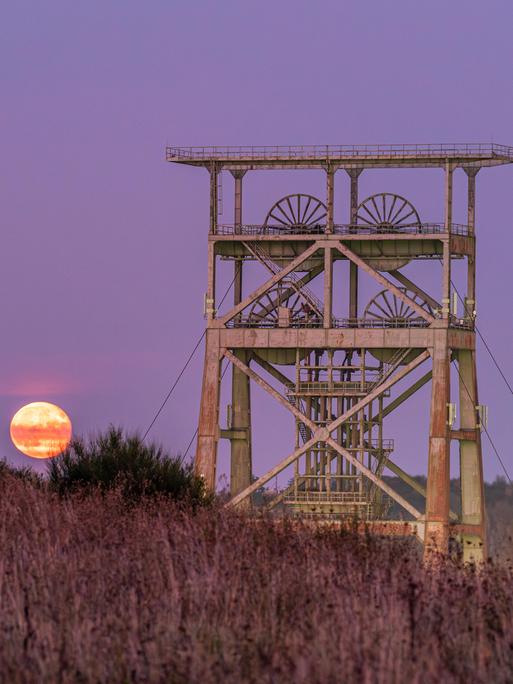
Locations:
167;143;513;560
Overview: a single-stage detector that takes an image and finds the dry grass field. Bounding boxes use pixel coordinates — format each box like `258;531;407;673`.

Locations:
1;472;513;684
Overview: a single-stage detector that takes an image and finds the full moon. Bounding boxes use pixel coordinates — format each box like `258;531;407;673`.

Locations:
10;402;72;459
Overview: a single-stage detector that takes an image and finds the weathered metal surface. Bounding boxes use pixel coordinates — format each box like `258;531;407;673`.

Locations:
229;174;252;502
166;142;501;559
167;142;513;169
194;329;221;490
457;349;487;561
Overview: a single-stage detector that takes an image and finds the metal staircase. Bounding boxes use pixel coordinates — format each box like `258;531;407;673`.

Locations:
243;241;327;320
275;347;410;518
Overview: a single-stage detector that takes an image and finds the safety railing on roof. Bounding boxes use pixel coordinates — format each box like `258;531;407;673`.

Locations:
166;143;513;161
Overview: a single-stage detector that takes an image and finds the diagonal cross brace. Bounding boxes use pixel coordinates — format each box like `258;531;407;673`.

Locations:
223;350;317;431
332;241;435;323
243;241;324;319
218;243;319;326
244;264;324;321
325;438;422;519
225;350;430;512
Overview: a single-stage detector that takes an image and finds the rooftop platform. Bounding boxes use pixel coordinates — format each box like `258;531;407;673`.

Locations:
166;143;513;170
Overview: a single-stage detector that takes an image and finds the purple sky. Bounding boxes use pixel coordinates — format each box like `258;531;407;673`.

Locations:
2;1;513;484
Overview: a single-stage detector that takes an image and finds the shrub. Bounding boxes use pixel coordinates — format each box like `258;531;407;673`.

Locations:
47;426;207;505
0;459;44;488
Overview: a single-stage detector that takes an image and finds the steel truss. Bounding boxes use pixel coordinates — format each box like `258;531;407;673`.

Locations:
166;145;511;561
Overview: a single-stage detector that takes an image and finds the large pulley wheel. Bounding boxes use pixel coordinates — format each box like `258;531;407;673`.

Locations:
247;283;305;326
363;287;433;364
264;194;327;233
363;287;433;323
356;193;421;232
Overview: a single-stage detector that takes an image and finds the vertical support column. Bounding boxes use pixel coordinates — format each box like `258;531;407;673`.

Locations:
233;170;245;299
425;330;451;557
466;167;477;235
306;354;313;491
229;171;252;502
326;165;335;234
442;162;454;319
206;241;216;322
323;245;333;328
458;350;486;562
336;396;343;491
209;163;219;234
347;169;362;319
464;168;479;319
195;329;222;491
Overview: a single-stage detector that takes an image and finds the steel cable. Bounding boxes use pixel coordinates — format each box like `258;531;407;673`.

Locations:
435;258;513;481
451;359;512;485
450;280;513;396
179;361;230;463
142;263;241;442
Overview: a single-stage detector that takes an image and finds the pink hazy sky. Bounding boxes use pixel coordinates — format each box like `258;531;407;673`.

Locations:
1;1;513;484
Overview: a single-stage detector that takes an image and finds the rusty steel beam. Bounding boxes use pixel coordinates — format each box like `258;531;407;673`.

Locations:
388;270;441;311
323;246;333;328
371;370;432;422
332;241;435;323
325;166;335;233
424;330;451;557
223;350;317;431
228;349;430;447
348;169;362;319
194;330;222;490
230;172;252;501
219;327;475;351
325;438;422;519
226;351;429;508
217;243;319;326
457;349;486;561
170;141;503;559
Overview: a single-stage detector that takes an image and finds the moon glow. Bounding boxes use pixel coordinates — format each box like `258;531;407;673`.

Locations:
10;402;72;459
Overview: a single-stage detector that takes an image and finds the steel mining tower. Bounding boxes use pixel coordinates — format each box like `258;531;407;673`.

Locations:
167;143;513;561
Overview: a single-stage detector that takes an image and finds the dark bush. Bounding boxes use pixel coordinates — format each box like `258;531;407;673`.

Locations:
47;426;208;504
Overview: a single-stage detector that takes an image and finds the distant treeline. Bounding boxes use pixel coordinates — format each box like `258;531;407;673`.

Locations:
385;475;513;559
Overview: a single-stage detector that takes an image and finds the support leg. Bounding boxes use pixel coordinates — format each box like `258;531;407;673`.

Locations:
195;331;222;491
347;169;362;320
458;350;486;561
230;351;252;500
425;331;451;557
230;172;252;500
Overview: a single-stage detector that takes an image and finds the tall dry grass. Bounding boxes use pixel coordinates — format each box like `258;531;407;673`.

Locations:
1;474;513;684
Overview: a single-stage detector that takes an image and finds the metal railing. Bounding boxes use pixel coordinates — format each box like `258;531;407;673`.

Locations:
226;315;472;330
284;490;374;504
167;142;513;162
217;222;471;237
286;380;381;394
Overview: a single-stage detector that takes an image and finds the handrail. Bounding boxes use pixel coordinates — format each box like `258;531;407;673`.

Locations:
226;316;472;330
285;380;381;393
217;222;471;237
166;142;513;162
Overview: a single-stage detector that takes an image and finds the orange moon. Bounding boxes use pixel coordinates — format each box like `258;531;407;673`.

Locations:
10;402;72;459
